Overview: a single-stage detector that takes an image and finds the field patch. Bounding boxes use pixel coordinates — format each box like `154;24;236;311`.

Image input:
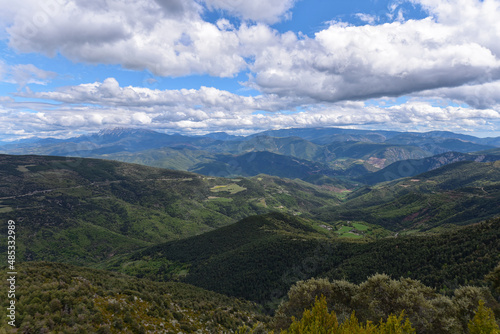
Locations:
207;197;233;202
210;183;247;194
335;221;383;239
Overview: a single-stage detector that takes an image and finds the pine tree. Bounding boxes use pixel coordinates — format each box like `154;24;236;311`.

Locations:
284;295;339;334
468;300;500;334
281;295;415;334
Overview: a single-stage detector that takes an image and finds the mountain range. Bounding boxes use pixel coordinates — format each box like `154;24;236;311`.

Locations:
1;127;500;332
1;127;499;186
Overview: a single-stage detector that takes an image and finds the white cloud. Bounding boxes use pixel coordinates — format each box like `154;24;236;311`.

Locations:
5;0;245;77
4;0;500;103
0;62;57;89
249;13;500;102
1;0;500;140
19;77;299;112
355;13;378;24
0;60;5;80
418;81;500;109
9;64;57;88
132;112;152;124
411;0;500;56
3;79;499;139
386;101;500;124
202;0;296;23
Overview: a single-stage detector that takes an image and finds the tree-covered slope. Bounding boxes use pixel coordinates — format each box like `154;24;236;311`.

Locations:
0;262;266;333
315;161;500;231
358;151;500;185
106;212;500;308
100;146;218;171
0;154;343;266
190;151;338;179
104;212;330;304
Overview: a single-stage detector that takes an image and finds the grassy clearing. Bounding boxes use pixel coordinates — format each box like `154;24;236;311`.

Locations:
0;206;13;213
207;197;233;202
338;226;353;234
17;164;36;172
352;222;369;231
400;229;421;236
336;221;375;239
210;183;247;194
341;232;364;239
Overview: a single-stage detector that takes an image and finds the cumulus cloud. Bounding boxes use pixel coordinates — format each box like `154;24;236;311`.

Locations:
418;81;500;109
2;99;498;139
5;0;245;77
202;0;296;23
19;77;302;112
249;8;500;102
4;78;499;139
154;0;201;17
355;13;378;24
1;0;500;139
4;0;500;103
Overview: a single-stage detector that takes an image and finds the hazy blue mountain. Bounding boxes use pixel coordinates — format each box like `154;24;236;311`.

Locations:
251;127;500;148
407;130;500;146
199;132;243;141
202;135;326;160
324;141;430;161
1;127;498;184
0;128;216;156
100;146;218;171
249;127;400;143
2;127;498;156
385;134;495;154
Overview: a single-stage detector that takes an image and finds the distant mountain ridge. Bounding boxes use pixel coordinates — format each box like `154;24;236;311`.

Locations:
2;127;497;155
1;127;498;185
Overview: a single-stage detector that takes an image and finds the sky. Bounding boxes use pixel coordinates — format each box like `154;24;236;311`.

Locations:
0;0;500;141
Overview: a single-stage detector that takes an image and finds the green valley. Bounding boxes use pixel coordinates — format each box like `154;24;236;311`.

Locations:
1;128;500;333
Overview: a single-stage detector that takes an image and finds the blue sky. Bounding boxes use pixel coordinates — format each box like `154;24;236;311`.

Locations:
0;0;500;141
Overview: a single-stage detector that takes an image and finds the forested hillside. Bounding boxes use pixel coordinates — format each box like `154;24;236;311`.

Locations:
1;153;499;333
106;213;500;309
0;154;343;266
0;262;267;333
315;161;500;231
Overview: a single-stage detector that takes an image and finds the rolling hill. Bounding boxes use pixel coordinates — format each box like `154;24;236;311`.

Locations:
101;138;434;180
359;150;500;185
0;154;344;266
104;212;500;307
316;161;500;231
190;151;338;179
1;152;500;332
